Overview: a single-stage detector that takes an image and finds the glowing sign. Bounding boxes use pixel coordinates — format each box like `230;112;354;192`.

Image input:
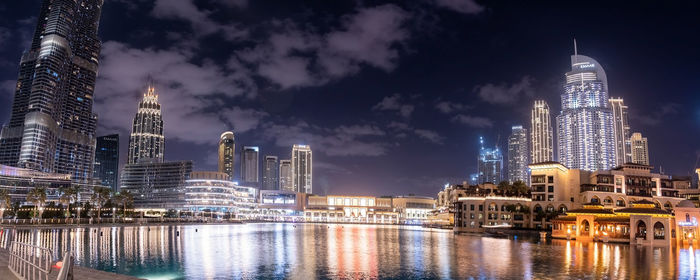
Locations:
579;64;595;69
678;217;698;227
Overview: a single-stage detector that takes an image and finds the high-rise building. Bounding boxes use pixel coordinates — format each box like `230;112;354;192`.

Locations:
609;97;631;166
531;100;553;163
262;156;279;190
241;146;260;187
0;0;104;183
93;134;119;191
292;145;312;194
508;126;529;183
120;160;193;209
279;160;294;192
629;132;649;165
556;43;616;171
218;131;235;180
127;86;164;164
478;137;503;184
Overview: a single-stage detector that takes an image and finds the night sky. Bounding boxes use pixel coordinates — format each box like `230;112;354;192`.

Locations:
0;0;698;197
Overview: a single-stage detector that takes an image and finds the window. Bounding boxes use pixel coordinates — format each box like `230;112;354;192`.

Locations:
470;204;475;211
654;222;665;240
548;176;554;183
548;195;554;201
548;186;554;192
479;205;483;211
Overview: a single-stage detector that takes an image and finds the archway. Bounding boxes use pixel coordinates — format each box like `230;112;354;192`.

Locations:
616;198;626;207
534;204;542;213
558;204;567;213
546;204;555;213
591;196;600;204
653;222;665;240
581;219;591;236
636;220;647;240
663;202;672;210
603;196;613;205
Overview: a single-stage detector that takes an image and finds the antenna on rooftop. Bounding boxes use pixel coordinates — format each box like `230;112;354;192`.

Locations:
573;38;578;63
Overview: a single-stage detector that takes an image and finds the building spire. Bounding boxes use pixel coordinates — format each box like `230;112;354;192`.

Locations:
573;38;578;63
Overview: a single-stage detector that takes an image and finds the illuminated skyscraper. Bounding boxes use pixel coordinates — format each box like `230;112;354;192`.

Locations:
241;146;260;187
478;137;502;184
93;134;119;191
279;160;294;192
556;42;616;171
609;97;631;166
218;131;235;180
508;126;529;183
262;156;279;190
292;145;312;194
127;86;164;164
629;132;649;165
530;100;553;163
0;0;104;182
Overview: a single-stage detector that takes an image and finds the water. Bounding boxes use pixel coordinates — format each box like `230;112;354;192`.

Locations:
1;223;699;279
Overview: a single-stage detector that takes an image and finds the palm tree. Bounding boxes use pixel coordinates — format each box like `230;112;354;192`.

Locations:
118;190;134;217
90;186;111;219
26;187;47;220
512;180;529;197
58;186;75;218
0;189;11;219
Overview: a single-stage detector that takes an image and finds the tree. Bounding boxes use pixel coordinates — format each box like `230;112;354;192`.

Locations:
497;181;510;195
0;190;11;219
119;190;134;217
26;187;47;219
58;186;75;218
90;186;111;219
512;180;529;197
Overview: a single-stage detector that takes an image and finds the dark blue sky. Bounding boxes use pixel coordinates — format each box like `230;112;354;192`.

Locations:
0;0;698;196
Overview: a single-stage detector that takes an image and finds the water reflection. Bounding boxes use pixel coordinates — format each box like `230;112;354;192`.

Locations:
0;225;698;279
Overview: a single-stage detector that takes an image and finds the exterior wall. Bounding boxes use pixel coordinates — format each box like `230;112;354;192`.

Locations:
454;197;532;233
183;171;256;215
120;160;193;209
392;196;436;224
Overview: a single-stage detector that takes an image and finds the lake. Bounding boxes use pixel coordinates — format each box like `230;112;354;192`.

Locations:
1;223;698;279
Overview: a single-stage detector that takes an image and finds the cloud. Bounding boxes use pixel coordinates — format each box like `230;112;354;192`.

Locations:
451;114;494;127
239;4;410;89
414;129;445;144
0;27;10;46
94;41;259;144
435;100;472;114
373;94;415;118
433;0;485;14
475;76;534;105
633;102;681;126
152;0;248;41
314;161;353;175
262;122;389;157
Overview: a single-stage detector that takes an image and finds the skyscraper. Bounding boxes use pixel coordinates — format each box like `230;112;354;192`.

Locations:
279;160;294;192
0;0;104;182
478;137;503;184
218;131;235;180
531;100;553;163
241;146;260;187
507;126;529;183
629;132;649;165
556;43;616;171
292;145;312;194
127;86;164;164
94;134;119;191
262;156;279;190
609;97;631;166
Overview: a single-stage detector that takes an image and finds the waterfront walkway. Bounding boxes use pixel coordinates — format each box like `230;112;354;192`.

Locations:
0;248;143;280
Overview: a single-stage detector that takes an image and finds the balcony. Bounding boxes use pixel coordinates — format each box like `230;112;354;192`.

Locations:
580;184;614;193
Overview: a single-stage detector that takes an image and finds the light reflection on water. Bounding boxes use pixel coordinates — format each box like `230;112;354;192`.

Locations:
0;223;698;279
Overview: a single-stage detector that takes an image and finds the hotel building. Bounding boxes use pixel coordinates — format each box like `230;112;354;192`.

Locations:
556;49;616;171
609;97;631;166
629;132;649;165
240;146;260;187
127;86;164;164
262;155;279;190
218;131;235;180
292;145;312;194
279;160;293;192
507;125;529;183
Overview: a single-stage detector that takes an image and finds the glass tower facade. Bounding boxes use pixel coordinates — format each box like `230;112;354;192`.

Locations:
507;126;529;184
241;146;260;187
93;134;119;191
478;137;503;184
556;53;616;171
0;0;104;183
530;100;553;163
609;97;631;166
279;159;294;192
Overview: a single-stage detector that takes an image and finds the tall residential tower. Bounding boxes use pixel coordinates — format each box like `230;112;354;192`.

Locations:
556;44;616;171
262;156;279;190
629;132;649;165
0;0;104;182
127;86;164;164
507;126;529;183
531;100;553;163
241;146;260;187
609;97;631;166
292;145;312;194
218;131;235;180
279;159;293;192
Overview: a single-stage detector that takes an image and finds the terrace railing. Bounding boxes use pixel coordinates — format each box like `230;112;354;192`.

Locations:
8;241;52;280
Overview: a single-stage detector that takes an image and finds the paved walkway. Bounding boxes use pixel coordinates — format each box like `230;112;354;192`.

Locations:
0;248;143;280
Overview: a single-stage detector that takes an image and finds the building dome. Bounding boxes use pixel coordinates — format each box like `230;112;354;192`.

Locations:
677;200;696;208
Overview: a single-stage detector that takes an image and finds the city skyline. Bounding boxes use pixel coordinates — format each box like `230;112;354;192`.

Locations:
0;1;698;197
